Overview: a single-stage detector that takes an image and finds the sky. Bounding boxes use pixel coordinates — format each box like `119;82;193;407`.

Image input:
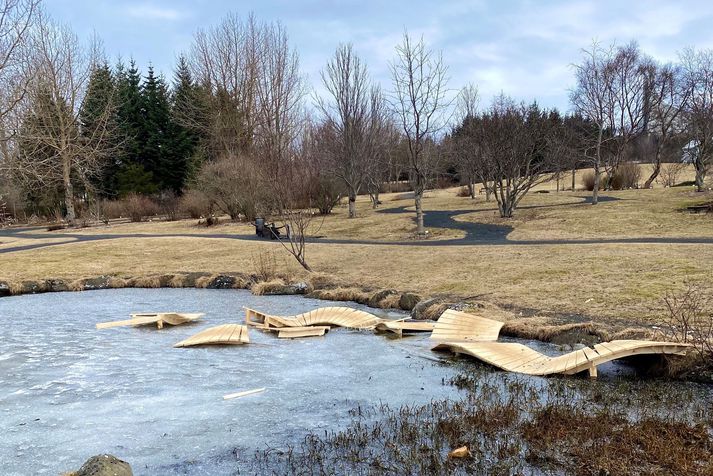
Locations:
45;0;713;112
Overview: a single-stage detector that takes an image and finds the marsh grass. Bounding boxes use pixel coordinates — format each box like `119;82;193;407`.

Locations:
241;368;713;475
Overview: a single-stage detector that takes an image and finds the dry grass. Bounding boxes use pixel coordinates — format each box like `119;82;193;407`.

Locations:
2;169;713;329
501;319;608;343
251;279;287;296
308;287;371;304
132;275;161;288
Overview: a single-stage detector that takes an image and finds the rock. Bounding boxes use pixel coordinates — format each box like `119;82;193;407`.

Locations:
448;446;471;458
0;281;11;297
81;276;110;291
17;280;46;294
206;275;236;289
411;298;449;320
368;289;398;308
398;292;422;311
45;279;69;292
259;282;309;295
73;454;132;476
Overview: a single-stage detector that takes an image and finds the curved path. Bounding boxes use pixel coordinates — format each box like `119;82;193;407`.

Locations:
1;195;713;254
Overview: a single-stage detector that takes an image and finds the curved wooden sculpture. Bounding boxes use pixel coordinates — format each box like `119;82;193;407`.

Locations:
375;320;436;338
430;309;504;342
245;306;382;330
432;340;692;377
97;312;204;330
174;324;250;347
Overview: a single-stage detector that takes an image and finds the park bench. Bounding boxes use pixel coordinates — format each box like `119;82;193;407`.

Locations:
254;217;289;239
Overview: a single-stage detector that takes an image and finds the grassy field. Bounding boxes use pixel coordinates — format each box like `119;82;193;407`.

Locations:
1;166;712;330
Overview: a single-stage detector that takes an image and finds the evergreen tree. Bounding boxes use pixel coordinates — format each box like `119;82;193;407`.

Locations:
141;65;174;190
114;59;148;195
168;55;200;192
80;62;119;197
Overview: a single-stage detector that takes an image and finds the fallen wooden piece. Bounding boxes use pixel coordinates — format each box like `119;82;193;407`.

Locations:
223;387;266;400
448;446;471;459
174;324;249;347
375;320;436;338
430;309;503;342
245;306;383;329
276;326;330;339
433;340;692;377
96;312;204;330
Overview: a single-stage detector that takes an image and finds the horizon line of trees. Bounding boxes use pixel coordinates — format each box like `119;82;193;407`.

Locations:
1;0;713;238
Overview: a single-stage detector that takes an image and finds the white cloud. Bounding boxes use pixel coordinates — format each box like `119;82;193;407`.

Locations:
126;4;186;21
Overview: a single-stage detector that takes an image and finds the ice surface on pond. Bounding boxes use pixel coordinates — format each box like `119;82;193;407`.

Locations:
0;288;463;475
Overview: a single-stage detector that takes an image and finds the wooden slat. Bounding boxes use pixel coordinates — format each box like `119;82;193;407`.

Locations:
434;340;693;377
245;306;383;330
430;310;504;342
174;324;250;347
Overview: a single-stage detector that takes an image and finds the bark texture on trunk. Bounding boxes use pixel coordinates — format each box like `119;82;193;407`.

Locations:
348;192;357;218
414;189;425;235
62;156;76;224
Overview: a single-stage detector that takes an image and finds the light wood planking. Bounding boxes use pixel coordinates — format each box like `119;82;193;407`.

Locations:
430;309;504;342
375;320;436;338
277;326;330;339
97;312;204;330
174;324;250;347
433;340;692;377
244;306;383;329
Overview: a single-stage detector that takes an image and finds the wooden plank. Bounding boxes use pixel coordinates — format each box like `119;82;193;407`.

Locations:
277;326;330;339
97;315;160;329
223;387;266;400
174;324;250;347
430;310;503;342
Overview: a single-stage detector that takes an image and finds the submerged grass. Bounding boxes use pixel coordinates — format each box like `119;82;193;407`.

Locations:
240;368;713;475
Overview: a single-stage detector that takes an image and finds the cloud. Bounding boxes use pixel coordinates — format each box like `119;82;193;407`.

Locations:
126;4;187;21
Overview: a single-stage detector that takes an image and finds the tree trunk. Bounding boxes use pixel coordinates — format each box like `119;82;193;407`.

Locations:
592;128;603;205
467;182;474;199
644;147;662;189
348;191;357;218
556;175;560;192
414;182;425;235
62;156;76;224
484;182;491;201
571;168;576;191
695;159;706;192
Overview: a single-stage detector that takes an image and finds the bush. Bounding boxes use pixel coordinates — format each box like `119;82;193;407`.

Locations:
581;171;597;191
608;162;641;190
157;191;182;221
456;185;473;197
379;181;412;194
122;193;159;222
100;199;125;220
179;189;213;219
658;162;687;188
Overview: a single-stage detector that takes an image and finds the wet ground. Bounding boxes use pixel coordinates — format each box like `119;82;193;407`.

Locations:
1;289;710;475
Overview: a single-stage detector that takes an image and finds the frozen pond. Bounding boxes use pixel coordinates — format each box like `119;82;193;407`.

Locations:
0;289;464;475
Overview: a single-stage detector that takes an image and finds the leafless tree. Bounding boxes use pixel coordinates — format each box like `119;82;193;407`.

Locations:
450;83;481;199
316;43;379;218
570;42;617;204
253;20;306;178
390;31;450;235
680;47;713;192
480;95;556;218
7;12;117;224
642;63;689;188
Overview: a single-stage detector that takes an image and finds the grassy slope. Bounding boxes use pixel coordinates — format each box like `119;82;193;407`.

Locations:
1;165;712;327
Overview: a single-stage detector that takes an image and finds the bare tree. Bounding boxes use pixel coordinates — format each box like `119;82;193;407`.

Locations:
480;96;555;218
253;20;306;178
8;12;117;224
570;42;617;204
680;48;713;192
642;63;689;188
450;83;481;198
390;31;450;235
316;43;376;218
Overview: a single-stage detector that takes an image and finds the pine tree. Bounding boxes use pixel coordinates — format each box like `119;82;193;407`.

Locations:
168;55;200;191
80;62;118;197
114;59;149;195
141;65;174;191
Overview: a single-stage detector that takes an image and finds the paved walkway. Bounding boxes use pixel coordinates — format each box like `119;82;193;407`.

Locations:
1;195;712;254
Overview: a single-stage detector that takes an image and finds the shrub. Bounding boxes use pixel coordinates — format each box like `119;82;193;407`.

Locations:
658;162;687;188
456;185;472;197
581;171;597;191
608;162;641;189
179;189;213;219
157;191;182;221
100;199;125;220
379;181;412;194
122;193;159;222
